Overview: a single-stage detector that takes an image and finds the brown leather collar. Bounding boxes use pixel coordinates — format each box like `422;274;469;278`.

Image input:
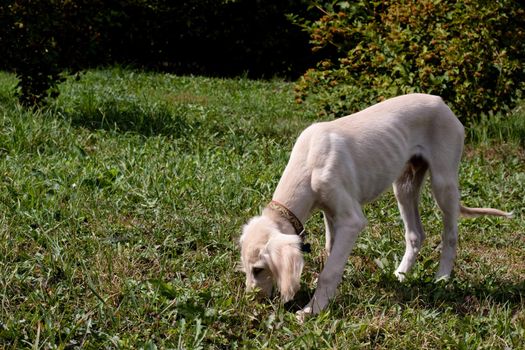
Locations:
267;200;305;240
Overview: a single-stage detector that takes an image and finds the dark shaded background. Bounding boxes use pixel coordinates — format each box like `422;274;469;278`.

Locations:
0;0;316;78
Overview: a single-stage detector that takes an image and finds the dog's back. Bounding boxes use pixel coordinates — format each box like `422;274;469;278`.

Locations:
283;94;464;204
332;93;463;143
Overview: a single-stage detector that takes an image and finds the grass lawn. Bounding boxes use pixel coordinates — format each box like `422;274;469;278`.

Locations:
0;69;523;349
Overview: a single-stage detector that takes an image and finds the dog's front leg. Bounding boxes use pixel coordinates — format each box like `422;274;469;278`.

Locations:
298;210;366;318
323;212;335;255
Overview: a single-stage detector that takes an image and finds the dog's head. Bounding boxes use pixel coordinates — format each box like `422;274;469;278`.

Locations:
239;215;304;302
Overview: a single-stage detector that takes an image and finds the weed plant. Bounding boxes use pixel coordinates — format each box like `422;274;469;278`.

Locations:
0;69;523;349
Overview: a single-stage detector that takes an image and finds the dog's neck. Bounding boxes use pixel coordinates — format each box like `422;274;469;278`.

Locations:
268;156;315;234
262;196;312;236
262;205;299;235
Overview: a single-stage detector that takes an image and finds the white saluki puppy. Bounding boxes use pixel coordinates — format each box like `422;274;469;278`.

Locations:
239;93;512;317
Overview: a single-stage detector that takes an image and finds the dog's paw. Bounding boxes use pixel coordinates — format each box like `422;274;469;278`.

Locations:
394;270;406;282
295;306;313;323
434;274;450;283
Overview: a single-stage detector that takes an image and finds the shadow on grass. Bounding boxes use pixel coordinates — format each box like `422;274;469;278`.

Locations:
284;289;314;313
386;275;525;313
61;99;194;137
286;274;524;314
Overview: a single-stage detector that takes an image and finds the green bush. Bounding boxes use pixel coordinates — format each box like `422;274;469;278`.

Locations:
0;0;104;106
293;0;525;122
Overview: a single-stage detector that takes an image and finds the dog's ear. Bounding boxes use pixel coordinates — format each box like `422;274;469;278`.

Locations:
263;232;304;302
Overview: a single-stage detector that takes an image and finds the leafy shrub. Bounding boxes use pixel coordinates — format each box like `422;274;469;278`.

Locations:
293;0;525;122
0;0;105;106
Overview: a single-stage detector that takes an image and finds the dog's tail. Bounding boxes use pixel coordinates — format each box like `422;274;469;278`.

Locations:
460;205;514;219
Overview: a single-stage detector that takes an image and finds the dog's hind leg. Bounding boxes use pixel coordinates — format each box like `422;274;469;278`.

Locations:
393;158;428;281
431;169;461;280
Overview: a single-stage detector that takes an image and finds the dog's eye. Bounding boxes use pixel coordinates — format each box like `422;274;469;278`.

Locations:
252;267;264;276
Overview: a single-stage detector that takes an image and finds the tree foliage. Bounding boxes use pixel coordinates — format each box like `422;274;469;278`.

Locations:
0;0;313;106
0;0;115;105
293;0;525;122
